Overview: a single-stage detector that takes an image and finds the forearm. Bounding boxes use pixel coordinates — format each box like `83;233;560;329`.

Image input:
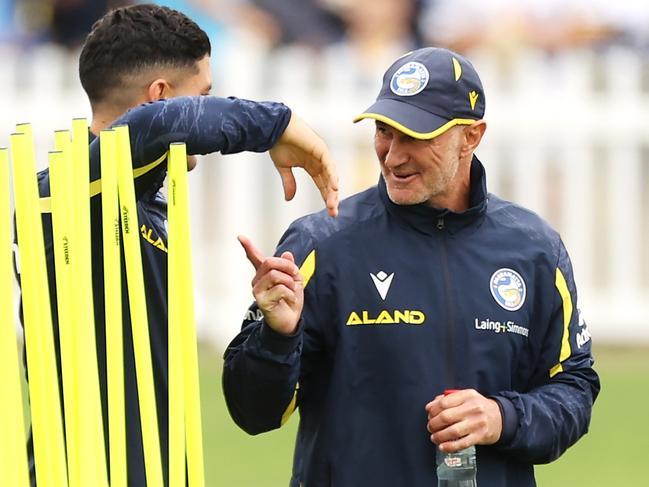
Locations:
126;95;291;157
90;96;291;171
490;239;600;464
222;318;302;435
492;366;599;463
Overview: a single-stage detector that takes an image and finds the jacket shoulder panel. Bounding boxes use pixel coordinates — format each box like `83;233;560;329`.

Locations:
284;185;384;250
486;193;562;263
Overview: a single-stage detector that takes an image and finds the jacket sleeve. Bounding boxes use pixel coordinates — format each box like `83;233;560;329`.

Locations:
87;95;291;190
222;220;319;435
492;240;600;463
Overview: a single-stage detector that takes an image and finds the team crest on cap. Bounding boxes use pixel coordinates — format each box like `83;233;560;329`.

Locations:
490;268;526;311
390;62;429;97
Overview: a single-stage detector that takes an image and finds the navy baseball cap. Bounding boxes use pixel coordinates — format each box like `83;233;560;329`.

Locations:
353;47;485;139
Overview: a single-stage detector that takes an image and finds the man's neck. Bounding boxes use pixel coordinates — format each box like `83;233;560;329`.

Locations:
90;117;111;136
90;106;128;136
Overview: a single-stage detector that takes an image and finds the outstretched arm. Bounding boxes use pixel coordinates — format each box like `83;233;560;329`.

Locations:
88;96;339;215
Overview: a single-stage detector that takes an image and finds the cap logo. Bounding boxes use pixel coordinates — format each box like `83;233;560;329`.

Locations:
390;62;429;97
469;90;479;110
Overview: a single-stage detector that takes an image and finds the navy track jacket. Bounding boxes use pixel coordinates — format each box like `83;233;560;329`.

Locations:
19;96;291;487
223;158;600;487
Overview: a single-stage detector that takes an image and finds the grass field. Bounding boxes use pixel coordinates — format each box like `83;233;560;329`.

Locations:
200;344;649;486
16;342;647;485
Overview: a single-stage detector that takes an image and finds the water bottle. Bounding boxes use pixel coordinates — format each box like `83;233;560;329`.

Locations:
436;390;477;487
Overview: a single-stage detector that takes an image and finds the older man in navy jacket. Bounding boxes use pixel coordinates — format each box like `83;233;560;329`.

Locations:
224;47;599;487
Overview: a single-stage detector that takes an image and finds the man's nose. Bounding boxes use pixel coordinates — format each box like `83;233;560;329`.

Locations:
384;140;409;168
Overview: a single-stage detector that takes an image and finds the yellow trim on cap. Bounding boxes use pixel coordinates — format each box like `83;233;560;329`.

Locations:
352;113;477;140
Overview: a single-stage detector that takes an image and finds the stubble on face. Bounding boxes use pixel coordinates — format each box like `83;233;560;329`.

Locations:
382;127;463;207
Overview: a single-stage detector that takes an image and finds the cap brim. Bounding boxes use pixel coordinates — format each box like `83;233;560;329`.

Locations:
353;99;476;140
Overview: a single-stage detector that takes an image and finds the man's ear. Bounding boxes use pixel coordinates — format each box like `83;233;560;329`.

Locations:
146;78;172;101
461;120;487;158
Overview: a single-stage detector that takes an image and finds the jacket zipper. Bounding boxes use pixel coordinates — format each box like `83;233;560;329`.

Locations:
437;217;456;387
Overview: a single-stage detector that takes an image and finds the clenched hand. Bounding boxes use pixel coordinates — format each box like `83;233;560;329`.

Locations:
425;389;503;453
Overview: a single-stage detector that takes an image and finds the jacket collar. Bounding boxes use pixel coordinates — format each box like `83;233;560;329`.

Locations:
378;155;488;235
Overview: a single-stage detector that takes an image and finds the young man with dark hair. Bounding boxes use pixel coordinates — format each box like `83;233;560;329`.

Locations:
79;3;213;134
19;4;338;486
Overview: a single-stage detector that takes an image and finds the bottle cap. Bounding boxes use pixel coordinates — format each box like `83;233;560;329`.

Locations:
443;389;461;396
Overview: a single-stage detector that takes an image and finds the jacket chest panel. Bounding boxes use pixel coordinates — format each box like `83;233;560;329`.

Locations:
329;231;534;389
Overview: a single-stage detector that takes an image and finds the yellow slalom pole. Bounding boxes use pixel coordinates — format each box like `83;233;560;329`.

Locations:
168;144;185;487
49;143;81;487
100;129;127;487
11;126;68;487
53;130;81;487
0;147;30;487
115;125;163;487
168;142;205;487
70;119;109;487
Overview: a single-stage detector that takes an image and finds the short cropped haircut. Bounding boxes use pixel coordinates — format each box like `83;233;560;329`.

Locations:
79;4;211;105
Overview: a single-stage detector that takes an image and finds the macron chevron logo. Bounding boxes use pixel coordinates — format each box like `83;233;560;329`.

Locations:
370;271;394;300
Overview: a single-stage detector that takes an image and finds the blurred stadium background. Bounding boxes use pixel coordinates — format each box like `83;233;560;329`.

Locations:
2;0;648;485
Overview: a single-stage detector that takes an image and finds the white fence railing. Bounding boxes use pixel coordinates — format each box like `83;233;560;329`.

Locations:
1;43;647;345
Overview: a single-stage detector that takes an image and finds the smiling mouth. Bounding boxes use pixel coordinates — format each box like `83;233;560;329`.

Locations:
391;172;418;183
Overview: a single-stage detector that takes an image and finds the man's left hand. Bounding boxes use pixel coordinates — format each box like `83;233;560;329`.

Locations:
269;113;339;217
425;389;502;452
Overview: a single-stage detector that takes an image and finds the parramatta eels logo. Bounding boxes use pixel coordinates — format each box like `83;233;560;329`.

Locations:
390;62;429;96
490;268;526;311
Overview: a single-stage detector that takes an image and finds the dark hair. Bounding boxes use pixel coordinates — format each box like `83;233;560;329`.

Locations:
79;4;211;105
